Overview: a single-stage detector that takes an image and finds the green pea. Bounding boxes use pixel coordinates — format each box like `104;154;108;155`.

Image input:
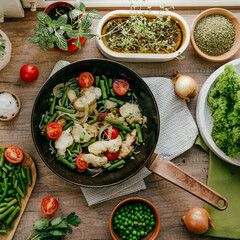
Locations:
145;220;149;225
126;230;130;235
112;110;117;115
101;100;106;105
144;215;148;219
117;215;122;219
142;223;146;227
68;157;72;162
128;220;132;225
49;97;54;102
132;230;137;235
137;232;141;237
117;224;120;228
122;236;126;240
128;226;132;231
127;92;132;96
122;130;127;135
140;231;145;236
120;225;124;230
148;226;153;232
124;221;128;226
150;221;155;226
150;214;155;219
44;118;48;124
147;209;151;213
80;137;84;141
144;231;148;236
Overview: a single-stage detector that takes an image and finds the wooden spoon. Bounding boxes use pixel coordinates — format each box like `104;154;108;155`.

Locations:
0;145;37;240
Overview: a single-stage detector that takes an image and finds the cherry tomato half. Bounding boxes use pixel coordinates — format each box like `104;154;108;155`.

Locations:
20;64;39;82
113;79;130;96
105;151;119;161
4;146;23;164
46;122;62;139
76;153;88;170
105;127;119;140
41;196;58;215
78;72;94;88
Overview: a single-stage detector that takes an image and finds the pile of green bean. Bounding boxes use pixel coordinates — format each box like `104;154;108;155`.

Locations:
40;75;145;173
0;147;32;234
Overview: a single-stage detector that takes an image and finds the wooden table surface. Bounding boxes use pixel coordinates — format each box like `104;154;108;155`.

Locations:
0;9;239;240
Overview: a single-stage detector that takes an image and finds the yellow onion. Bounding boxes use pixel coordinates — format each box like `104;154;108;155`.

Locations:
172;71;198;102
181;208;214;234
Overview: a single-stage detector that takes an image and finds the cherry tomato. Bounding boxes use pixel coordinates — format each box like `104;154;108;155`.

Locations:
78;72;94;88
105;127;119;139
41;196;58;215
105;151;119;161
4;146;23;164
20;64;39;82
46;122;62;139
76;153;88;170
113;79;130;95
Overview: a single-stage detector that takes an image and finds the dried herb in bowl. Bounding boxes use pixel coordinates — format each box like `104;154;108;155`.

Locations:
194;14;235;56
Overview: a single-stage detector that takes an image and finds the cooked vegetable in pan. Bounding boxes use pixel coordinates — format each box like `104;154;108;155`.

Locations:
39;72;147;176
0;146;32;234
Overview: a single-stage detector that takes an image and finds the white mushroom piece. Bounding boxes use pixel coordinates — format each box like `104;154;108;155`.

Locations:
88;135;122;155
118;129;138;159
55;131;73;157
119;103;143;124
72;123;98;143
81;154;108;168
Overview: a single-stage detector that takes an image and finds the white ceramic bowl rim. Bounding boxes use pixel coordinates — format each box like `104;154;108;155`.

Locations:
0;29;12;71
96;10;190;60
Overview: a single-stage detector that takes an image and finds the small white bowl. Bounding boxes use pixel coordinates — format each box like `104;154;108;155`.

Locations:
96;10;190;62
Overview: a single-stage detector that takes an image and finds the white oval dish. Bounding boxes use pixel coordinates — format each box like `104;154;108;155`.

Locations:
196;58;240;166
96;10;190;62
0;30;11;71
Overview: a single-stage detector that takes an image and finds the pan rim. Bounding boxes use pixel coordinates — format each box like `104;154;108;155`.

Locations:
31;58;160;188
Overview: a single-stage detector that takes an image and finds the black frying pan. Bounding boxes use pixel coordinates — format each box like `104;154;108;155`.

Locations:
31;59;227;210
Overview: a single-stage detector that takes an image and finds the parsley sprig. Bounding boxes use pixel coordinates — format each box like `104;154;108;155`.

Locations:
27;212;81;240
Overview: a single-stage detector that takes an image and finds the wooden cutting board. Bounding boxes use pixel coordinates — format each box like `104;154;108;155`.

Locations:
0;145;37;240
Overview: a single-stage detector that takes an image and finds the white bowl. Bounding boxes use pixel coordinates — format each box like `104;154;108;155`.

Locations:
0;30;11;71
96;10;190;62
196;58;240;166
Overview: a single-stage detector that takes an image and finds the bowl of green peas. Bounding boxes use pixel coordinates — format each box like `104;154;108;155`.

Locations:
109;198;160;240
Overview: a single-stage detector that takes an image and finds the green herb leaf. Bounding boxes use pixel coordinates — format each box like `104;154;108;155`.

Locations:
70;9;82;20
57;14;68;26
47;42;54;48
39;40;47;50
82;29;96;39
29;36;40;44
72;37;82;49
80;14;92;30
37;12;49;23
51;217;62;226
66;212;81;226
60;24;72;32
88;9;102;19
67;225;72;233
66;30;79;39
75;0;85;12
55;33;68;51
33;220;49;231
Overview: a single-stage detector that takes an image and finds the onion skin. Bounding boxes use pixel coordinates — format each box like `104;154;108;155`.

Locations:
181;208;214;234
172;71;198;102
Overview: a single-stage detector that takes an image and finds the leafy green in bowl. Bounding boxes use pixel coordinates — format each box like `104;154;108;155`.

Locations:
0;34;6;60
208;64;240;157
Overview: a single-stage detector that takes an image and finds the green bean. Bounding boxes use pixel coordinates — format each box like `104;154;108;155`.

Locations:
0;202;7;208
0;148;5;168
14;179;18;189
0;179;8;203
112;124;131;132
55;105;75;114
81;138;96;148
75;89;80;97
108;97;124;106
68;142;76;153
87;119;97;125
119;132;125;141
0;199;17;213
69;83;78;88
100;80;107;99
110;88;116;97
108;78;113;88
0;169;2;178
0;230;7;234
4;197;13;202
71;150;80;155
16;186;24;198
2;172;6;178
8;189;16;195
57;157;76;170
107;160;125;171
4;164;12;172
2;167;8;173
61;87;69;106
64;95;69;107
0;206;15;220
105;116;124;125
62;121;74;131
18;173;26;195
6;206;20;224
49;96;56;115
26;167;32;186
136;124;143;143
21;168;26;179
15;193;21;207
61;115;73;121
76;144;80;152
95;76;100;86
102;75;110;95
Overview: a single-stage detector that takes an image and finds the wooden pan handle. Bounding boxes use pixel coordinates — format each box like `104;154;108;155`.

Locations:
148;154;228;210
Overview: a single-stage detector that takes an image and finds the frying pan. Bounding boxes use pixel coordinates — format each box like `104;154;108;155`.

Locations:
31;59;227;210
